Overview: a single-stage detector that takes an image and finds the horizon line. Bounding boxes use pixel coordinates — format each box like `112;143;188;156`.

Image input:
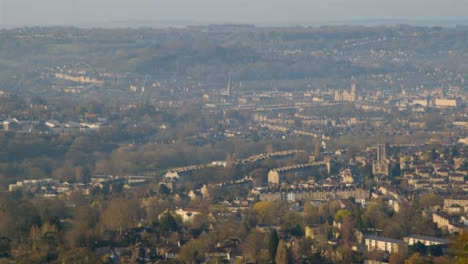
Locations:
1;18;468;30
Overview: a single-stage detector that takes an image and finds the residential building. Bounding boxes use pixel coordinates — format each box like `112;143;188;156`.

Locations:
433;212;464;234
403;235;449;246
365;236;404;254
267;162;329;185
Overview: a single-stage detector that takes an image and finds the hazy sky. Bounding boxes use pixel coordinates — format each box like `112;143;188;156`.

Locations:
1;0;468;26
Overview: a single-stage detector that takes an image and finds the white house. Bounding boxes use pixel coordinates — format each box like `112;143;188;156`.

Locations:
175;208;201;223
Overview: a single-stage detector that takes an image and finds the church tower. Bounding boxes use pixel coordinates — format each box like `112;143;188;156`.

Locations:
373;140;389;177
350;78;357;101
351;78;356;93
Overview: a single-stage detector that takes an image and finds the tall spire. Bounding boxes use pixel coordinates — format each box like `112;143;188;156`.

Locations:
351;77;356;93
376;142;386;162
377;143;380;162
382;142;386;160
226;74;231;97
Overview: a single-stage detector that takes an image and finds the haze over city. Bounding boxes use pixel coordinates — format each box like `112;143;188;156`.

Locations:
0;0;467;263
1;0;468;27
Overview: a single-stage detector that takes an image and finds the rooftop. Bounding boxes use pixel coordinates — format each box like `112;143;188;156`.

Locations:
404;234;450;244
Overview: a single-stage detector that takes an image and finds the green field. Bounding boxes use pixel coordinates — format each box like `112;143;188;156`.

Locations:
46;43;83;54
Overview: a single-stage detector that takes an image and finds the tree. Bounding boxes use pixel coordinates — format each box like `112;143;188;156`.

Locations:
101;198;142;235
411;242;427;255
451;146;459;159
241;231;267;262
340;245;354;264
12;201;42;238
275;240;290;264
433;255;454;264
159;213;179;233
74;166;91;183
405;253;429;264
0;211;14;238
28;223;59;263
252;201;276;224
391;163;401;178
361;164;374;182
346;145;359;160
314;140;322;157
158;184;171;195
178;238;209;264
130;244;140;264
58;248;102;264
340;215;355;245
283;224;304;237
265;144;274;154
418;193;442;209
334;209;351;222
452;232;468;263
431;148;438;161
66;206;99;248
269;229;279;261
0;237;10;258
33;199;68;226
389;251;406;264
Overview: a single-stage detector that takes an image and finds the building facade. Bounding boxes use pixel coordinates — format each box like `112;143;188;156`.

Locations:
365;236;404;254
267;162;329;185
372;142;389;176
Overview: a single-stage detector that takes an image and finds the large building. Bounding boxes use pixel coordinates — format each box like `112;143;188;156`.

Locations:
444;199;468;213
259;185;368;202
365;236;404;254
267;162;329;185
372;142;389;176
335;79;357;102
2;118;21;131
432;212;465;234
434;98;459;108
403;235;449;246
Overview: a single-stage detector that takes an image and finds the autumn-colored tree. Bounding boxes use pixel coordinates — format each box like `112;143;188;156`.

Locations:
418;193;443;210
389;251;406;264
275;240;290;264
178;238;209;264
340;215;355;245
432;255;455;264
66;206;100;248
159;212;179;233
241;230;267;262
58;248;103;264
74;166;91;183
101;198;142;235
142;197;170;224
452;232;468;264
28;223;59;263
0;211;14;238
405;253;430;264
334;209;351;222
252;201;275;224
314;140;321;157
